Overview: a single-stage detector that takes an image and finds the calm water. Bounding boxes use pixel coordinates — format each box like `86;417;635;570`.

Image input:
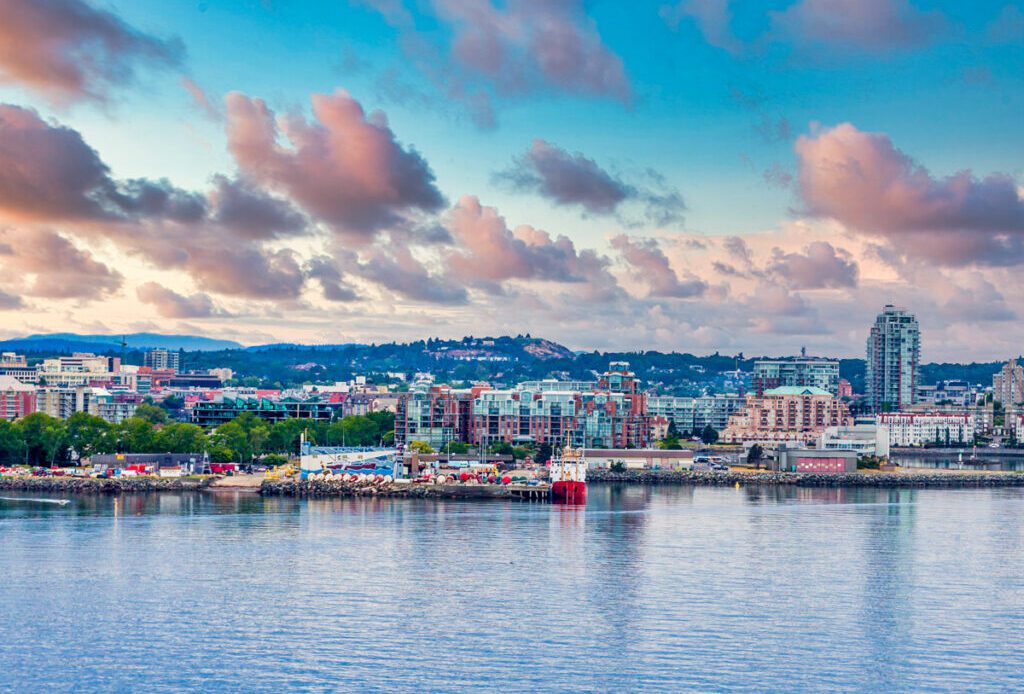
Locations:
2;486;1023;693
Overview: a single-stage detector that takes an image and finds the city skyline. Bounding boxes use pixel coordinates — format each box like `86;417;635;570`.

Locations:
0;1;1022;360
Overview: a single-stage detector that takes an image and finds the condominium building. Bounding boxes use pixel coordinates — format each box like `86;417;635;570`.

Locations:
38;353;119;387
866;305;920;412
647;393;746;434
721;386;853;445
752;357;841;395
876;412;975;448
993;359;1024;407
144;348;181;372
0;375;36;420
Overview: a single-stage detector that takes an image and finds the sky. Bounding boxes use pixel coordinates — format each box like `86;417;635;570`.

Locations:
0;0;1021;360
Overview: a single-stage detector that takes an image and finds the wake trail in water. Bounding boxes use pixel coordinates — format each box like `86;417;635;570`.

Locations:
0;497;71;506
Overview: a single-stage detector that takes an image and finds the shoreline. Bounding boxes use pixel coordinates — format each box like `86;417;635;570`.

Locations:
4;467;1024;497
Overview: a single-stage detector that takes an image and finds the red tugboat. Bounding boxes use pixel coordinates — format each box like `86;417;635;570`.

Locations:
549;439;587;504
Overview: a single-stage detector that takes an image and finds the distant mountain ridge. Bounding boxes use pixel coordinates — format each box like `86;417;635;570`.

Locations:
3;333;243;352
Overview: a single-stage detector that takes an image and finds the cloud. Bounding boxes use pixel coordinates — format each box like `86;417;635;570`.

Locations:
306;255;360;302
722;235;753;264
443;196;620;298
360;0;629;126
987;5;1024;44
660;0;743;54
357;244;468;304
225;89;445;238
769;0;947;53
179;76;220;120
0;103;204;223
135;282;223;318
611;235;708;298
0;227;121;300
0;288;23;310
207;175;306;240
767;241;859;289
795;122;1024;265
495;139;686;225
0;0;183;104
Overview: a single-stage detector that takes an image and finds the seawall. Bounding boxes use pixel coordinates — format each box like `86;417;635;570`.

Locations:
0;476;213;494
587;469;1024;488
259;479;521;499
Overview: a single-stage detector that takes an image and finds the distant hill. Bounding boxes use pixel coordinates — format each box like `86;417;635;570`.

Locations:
4;333;242;353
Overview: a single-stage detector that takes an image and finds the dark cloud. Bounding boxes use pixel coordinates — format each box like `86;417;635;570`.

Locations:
225;89;445;238
357;245;468;304
135;282;223;318
208;175;307;240
611;235;708;298
770;0;948;53
0;0;183;103
795;122;1024;266
661;0;743;54
306;255;360;302
767;241;859;289
496;139;686;225
723;235;753;264
0;288;22;310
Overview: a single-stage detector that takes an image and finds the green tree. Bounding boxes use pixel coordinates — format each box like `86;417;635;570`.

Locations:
408;440;434;454
65;412;116;460
535;442;553;464
700;424;719;445
0;419;26;466
134;403;170;425
488;441;514;456
118;417;158;453
17;412;67;466
156;423;207;453
746;443;764;469
267;418;311;455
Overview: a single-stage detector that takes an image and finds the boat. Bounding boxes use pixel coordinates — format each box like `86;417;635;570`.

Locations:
549;438;587;504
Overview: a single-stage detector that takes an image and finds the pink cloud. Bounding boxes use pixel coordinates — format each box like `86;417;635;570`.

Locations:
225;90;445;238
611;235;708;298
0;227;121;300
0;0;182;103
795;122;1024;265
771;0;947;52
135;282;223;318
179;76;220;120
767;241;859;289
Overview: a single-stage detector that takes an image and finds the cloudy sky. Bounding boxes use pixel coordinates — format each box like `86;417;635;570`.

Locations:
0;0;1021;359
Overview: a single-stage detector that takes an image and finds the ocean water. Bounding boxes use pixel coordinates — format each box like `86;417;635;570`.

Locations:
1;485;1023;693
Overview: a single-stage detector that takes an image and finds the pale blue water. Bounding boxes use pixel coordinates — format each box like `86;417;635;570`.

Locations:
2;485;1023;693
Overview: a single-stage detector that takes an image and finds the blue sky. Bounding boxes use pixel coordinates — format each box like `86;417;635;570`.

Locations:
0;0;1021;358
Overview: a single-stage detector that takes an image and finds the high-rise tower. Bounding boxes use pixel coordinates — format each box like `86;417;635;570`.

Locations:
866;305;920;412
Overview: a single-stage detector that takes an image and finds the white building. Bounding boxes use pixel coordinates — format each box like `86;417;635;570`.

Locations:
876;412;975;448
819;423;890;458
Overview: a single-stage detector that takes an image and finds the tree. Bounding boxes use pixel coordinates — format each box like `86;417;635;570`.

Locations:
210;421;250;463
535;442;553;464
134;403;170;426
0;419;25;466
118;417;158;453
155;423;207;453
17;412;67;466
700;424;719;445
488;441;514;456
746;443;764;469
267;418;311;455
408;440;434;454
65;412;116;461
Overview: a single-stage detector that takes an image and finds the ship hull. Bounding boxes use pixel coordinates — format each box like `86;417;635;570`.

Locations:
551;480;587;504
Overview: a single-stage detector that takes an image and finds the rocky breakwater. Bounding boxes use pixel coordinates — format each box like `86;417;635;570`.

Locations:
261;478;516;499
588;469;1024;488
0;476;213;494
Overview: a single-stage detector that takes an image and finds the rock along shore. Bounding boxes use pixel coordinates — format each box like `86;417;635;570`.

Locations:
587;469;1024;488
259;479;517;499
0;476;213;494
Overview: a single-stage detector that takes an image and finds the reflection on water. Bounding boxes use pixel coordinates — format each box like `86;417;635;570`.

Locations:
897;452;1024;471
1;486;1023;693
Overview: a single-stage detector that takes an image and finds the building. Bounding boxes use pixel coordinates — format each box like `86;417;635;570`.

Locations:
876;412;975;448
189;396;345;427
721;386;853;445
144;348;180;372
394;385;476;450
35;386;137;423
38;353;119;387
647;393;746;434
916;380;980;408
818;422;890;458
752;356;840;395
866;304;920;412
0;375;36;420
993;359;1024;408
775;448;858;473
584;448;694;470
